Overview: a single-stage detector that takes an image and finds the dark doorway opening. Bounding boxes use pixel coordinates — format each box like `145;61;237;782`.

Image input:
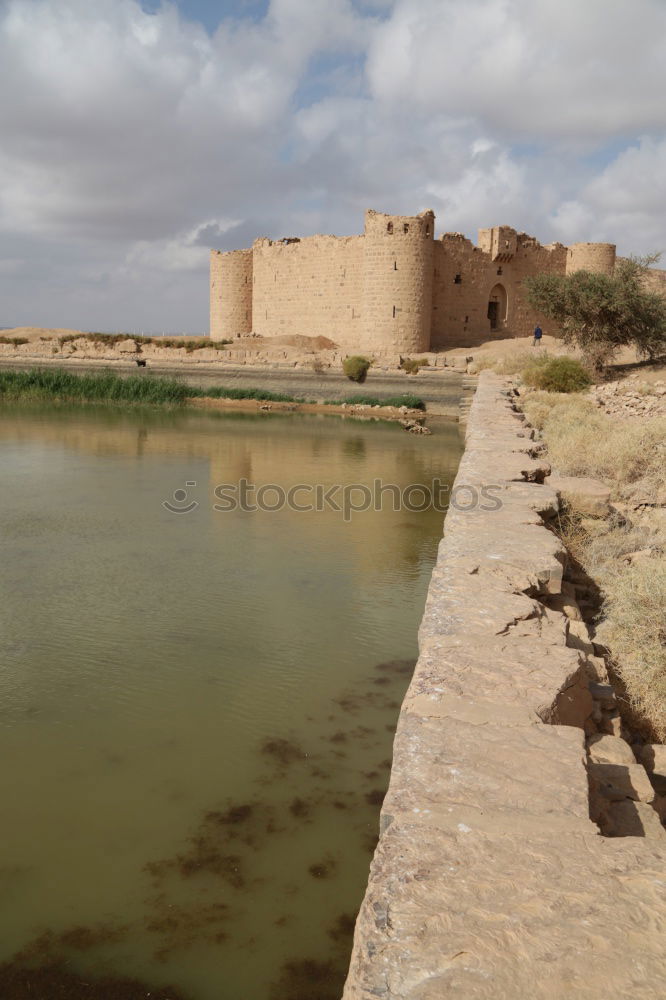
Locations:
487;284;508;331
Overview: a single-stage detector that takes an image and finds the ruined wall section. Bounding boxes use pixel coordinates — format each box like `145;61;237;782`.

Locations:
209;249;253;341
431;230;567;349
251;235;363;348
362;209;434;356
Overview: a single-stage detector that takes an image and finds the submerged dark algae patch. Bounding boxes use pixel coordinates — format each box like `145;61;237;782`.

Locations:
327;912;357;945
260;737;309;767
361;831;380;855
146;900;231;961
288;797;312;819
328;730;348;743
0;927;187;1000
374;658;417;676
8;658;415;996
269;959;341;1000
308;855;338;879
205;803;255;826
0;961;189;1000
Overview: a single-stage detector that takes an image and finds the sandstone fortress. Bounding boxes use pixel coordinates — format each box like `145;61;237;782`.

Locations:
209;209;619;354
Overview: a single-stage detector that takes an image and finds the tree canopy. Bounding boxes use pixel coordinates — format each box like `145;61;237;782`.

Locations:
523;255;666;370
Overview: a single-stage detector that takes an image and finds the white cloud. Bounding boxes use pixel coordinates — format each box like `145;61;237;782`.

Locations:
366;0;666;140
0;0;665;331
551;138;666;254
125;218;240;273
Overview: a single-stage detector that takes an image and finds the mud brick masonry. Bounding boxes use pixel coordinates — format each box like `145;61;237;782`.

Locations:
210;209;621;354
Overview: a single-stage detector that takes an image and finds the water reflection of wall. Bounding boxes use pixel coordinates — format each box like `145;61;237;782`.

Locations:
0;408;462;578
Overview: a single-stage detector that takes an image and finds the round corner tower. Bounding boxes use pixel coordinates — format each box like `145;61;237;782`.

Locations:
566;242;616;276
209;248;253;340
362;209;434;355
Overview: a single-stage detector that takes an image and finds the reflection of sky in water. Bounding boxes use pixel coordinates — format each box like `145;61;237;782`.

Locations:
0;404;461;999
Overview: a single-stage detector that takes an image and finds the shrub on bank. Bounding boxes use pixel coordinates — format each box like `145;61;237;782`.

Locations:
342;356;371;383
521;355;591;392
0;336;29;346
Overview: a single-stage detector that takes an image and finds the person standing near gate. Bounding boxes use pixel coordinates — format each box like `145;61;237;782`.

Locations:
533;324;543;347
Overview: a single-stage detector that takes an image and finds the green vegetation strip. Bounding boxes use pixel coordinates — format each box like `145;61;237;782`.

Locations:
202;385;305;403
0;368;191;404
0;369;425;410
324;394;426;410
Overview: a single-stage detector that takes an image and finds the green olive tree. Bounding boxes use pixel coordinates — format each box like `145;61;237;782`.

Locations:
523;254;666;371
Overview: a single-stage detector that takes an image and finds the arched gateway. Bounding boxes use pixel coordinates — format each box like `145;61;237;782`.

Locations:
487;283;508;331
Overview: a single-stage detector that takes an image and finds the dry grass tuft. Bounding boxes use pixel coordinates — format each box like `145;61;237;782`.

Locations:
521;389;666;740
468;349;539;375
521;390;666;493
599;560;666;740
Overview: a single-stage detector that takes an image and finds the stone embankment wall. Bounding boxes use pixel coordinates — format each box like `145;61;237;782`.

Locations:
344;371;666;999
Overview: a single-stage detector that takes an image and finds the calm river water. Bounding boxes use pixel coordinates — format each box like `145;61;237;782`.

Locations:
0;404;461;1000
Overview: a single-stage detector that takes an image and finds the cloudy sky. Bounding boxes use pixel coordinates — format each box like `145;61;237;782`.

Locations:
1;0;665;333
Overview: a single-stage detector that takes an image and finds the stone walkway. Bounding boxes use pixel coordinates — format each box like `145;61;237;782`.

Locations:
344;371;666;999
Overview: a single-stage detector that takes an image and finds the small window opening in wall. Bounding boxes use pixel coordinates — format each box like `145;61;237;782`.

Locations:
403;223;409;234
464;315;469;323
245;275;248;284
454;273;462;284
392;305;396;318
394;260;397;270
425;227;430;237
497;267;503;275
387;222;393;234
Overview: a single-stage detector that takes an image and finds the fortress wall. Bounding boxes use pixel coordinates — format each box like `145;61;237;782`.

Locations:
210;249;253;340
431;234;568;349
566;242;616;275
641;264;666;293
431;237;496;349
362;210;434;356
500;237;568;337
251;235;363;348
344;373;666;999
